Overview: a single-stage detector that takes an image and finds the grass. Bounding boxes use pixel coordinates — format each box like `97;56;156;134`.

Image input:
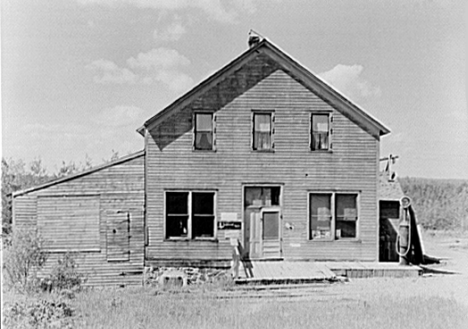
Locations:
4;283;467;329
3;229;468;328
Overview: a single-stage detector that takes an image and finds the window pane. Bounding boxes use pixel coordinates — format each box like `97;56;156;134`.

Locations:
312;114;329;150
253;114;272;150
166;192;188;214
192;192;214;215
166;215;189;238
310;194;332;239
336;194;357;239
196;114;212;131
195;114;213;150
263;212;279;240
244;187;280;207
195;132;213;150
192;216;215;238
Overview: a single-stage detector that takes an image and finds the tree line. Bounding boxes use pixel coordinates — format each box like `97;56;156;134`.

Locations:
2;152;120;234
399;176;468;231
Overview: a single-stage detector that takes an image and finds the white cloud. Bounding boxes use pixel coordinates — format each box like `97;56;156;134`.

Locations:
86;59;137;84
94;105;146;127
76;0;258;23
153;22;187;42
87;48;194;91
319;64;381;100
127;48;190;70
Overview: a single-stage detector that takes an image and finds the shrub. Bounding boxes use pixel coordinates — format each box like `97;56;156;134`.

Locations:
3;228;48;293
3;299;75;329
46;253;86;292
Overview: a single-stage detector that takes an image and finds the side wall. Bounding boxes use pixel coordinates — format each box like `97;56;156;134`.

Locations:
146;57;380;265
13;154;145;286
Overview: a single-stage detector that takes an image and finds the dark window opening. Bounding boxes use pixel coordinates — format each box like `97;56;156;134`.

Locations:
165;191;215;239
192;192;215;238
166;192;189;238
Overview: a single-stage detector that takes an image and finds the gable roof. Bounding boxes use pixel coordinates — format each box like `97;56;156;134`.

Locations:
13;150;145;197
137;39;390;139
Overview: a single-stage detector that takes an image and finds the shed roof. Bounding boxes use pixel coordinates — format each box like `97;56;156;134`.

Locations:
137;38;390;139
12;150;145;197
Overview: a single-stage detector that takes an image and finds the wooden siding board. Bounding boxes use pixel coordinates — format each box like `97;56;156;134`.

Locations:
146;65;379;262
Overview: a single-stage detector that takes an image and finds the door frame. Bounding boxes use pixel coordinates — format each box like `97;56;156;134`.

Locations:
241;184;283;259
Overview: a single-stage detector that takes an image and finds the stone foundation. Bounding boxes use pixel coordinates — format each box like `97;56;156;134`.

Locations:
143;267;232;287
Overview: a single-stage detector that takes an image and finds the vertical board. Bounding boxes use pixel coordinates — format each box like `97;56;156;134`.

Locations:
106;211;130;261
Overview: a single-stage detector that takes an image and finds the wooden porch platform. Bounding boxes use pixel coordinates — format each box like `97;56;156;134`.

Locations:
235;261;422;284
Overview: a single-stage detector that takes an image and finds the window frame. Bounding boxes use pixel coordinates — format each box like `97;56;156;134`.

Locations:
193;112;216;151
252;110;275;152
308;191;359;241
164;190;217;241
310;111;333;152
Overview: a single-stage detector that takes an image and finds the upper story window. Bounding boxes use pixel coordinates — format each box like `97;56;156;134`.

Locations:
311;114;331;151
253;112;274;151
194;113;214;151
310;192;358;240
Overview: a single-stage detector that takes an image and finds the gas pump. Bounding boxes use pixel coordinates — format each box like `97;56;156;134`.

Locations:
397;196;412;265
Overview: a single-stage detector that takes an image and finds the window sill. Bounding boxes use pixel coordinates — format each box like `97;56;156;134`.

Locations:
164;238;219;243
309;238;361;243
310;150;333;154
251;149;275;153
193;149;217;153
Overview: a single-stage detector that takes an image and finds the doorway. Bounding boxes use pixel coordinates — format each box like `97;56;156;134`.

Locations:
243;186;282;259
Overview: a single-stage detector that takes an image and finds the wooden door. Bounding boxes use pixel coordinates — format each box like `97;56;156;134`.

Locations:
249;210;262;258
106;211;130;261
262;210;281;259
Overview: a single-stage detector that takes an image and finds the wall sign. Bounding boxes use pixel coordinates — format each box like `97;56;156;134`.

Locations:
217;221;242;230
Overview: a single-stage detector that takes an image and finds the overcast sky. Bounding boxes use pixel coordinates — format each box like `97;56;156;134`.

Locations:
2;0;467;179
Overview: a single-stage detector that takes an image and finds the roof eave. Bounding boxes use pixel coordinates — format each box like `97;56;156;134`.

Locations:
141;40;268;132
13;150;145;197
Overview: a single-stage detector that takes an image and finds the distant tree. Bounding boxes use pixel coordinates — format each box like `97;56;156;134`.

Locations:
399;177;468;231
2;158;51;234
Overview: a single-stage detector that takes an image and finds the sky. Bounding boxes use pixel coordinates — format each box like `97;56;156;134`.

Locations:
2;0;467;179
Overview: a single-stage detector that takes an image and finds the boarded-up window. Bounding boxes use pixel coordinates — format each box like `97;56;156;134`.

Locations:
37;196;100;251
106;211;130;261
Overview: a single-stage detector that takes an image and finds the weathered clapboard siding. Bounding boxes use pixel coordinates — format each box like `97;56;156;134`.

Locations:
146;51;380;264
12;152;145;286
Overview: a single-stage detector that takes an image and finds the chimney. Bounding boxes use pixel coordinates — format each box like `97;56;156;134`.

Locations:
248;30;261;48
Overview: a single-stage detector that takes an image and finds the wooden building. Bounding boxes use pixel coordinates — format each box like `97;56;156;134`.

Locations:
139;37;390;267
13;37;394;284
12;152;145;286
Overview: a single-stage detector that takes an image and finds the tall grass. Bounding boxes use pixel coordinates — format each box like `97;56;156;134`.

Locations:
68;286;468;329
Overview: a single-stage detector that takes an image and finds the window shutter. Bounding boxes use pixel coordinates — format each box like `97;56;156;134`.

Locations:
329;114;333;150
251;112;255;149
213;113;217;150
192;113;196;150
271;112;275;149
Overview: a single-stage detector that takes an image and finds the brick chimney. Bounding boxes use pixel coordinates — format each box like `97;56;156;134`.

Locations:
248;30;261;48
